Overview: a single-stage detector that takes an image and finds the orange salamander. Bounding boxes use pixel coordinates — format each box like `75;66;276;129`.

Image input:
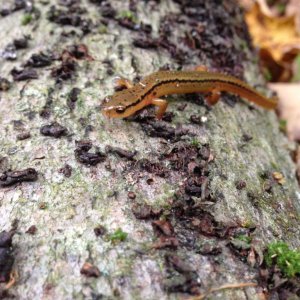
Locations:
101;69;277;119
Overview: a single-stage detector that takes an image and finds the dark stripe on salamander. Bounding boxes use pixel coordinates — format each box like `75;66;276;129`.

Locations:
124;78;263;110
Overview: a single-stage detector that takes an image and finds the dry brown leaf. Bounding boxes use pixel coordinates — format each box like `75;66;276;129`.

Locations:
245;3;300;63
238;0;255;10
256;0;275;17
259;49;291;82
286;0;300;34
269;83;300;141
241;0;300;33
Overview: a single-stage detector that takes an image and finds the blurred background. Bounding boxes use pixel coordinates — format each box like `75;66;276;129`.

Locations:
240;0;300;143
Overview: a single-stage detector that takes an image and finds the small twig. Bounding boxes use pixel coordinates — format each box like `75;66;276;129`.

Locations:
188;282;257;300
5;270;18;289
19;80;30;100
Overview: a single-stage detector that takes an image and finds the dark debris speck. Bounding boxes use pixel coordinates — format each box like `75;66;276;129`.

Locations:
140;121;190;142
132;203;162;220
39;87;54;119
47;4;93;34
152;220;174;237
236;180;247;190
65;44;93;60
40;122;68;138
26;225;37;235
152;236;179;249
138;158;168;177
0;0;28;17
51;45;92;82
99;2;116;18
0;230;15;283
24;52;53;68
162;112;174;122
190;115;203;125
242;133;253;143
0;168;38;187
11;68;38;81
127;191;136;199
105;145;137;160
51;50;77;81
58;164;72;178
67;87;81;110
94;225;106;237
0;77;11;91
133;36;158;49
74;140;106;166
13;36;29;49
80;262;101;278
16;131;31;141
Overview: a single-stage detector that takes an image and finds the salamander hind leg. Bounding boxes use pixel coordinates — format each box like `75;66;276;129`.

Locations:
114;77;134;89
151;98;168;119
205;89;221;106
194;65;209;72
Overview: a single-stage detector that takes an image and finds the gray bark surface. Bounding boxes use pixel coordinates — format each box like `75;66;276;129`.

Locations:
0;0;299;299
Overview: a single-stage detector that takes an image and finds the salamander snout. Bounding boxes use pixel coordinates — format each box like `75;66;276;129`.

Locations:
101;96;128;118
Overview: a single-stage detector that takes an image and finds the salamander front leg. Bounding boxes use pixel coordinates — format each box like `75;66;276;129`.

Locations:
151;98;168;119
205;89;221;106
114;77;134;89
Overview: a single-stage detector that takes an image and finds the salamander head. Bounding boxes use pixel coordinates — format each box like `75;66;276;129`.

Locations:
101;89;143;118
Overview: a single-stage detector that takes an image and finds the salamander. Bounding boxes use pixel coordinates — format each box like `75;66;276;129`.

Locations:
101;69;277;119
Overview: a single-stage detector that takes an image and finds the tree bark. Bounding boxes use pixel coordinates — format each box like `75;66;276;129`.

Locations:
0;0;299;299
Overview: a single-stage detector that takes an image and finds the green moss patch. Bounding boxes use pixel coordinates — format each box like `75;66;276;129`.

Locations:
265;242;300;278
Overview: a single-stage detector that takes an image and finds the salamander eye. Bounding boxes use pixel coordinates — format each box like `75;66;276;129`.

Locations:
115;106;126;113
